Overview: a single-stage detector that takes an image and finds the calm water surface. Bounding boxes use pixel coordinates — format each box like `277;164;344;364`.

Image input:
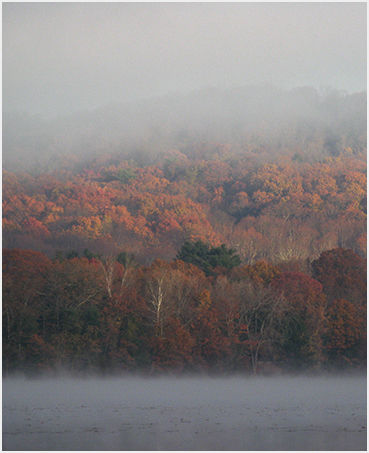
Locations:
2;375;367;450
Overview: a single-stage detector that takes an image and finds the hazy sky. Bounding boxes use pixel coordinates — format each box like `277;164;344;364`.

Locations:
3;2;367;118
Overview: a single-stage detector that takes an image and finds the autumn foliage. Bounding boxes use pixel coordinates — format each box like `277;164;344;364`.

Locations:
3;151;366;265
2;144;367;375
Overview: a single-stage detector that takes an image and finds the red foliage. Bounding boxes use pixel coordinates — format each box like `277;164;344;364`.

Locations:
272;272;323;307
312;248;366;305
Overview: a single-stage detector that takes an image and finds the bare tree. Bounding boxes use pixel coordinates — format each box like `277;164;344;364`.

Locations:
144;262;204;337
145;267;171;338
236;280;287;373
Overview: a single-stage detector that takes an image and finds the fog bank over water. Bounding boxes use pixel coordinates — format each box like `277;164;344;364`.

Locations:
3;375;366;450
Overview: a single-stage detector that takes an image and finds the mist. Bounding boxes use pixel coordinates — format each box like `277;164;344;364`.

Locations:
3;85;367;173
3;3;366;172
3;3;366;119
3;374;366;450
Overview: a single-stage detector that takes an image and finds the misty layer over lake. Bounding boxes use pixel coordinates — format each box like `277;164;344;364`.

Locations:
3;375;366;451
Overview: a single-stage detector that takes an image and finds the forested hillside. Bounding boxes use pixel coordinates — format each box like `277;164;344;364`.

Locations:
3;86;367;375
3;150;366;264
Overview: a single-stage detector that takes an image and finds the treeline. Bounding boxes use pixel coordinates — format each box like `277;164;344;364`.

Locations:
3;246;366;375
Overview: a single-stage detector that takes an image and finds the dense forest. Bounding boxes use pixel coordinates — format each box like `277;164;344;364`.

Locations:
3;86;367;375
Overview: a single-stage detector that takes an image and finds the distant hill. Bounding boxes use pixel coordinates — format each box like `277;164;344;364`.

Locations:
3;85;366;173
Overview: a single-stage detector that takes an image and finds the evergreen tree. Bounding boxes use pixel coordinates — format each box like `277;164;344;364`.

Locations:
176;241;241;275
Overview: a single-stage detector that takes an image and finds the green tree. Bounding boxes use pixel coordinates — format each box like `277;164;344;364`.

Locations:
176;240;241;275
117;168;136;184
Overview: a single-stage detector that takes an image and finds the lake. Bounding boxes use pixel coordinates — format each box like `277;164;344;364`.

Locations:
2;374;367;451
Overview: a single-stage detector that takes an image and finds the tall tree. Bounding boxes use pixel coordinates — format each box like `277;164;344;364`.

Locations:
3;249;52;373
324;298;366;367
272;272;326;368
